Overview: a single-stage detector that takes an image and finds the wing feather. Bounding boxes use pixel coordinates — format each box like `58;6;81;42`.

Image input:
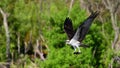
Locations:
73;11;99;42
64;17;75;40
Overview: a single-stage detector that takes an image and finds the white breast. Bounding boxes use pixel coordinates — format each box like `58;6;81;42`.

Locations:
69;39;80;46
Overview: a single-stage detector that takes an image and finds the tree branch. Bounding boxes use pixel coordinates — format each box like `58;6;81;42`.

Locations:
102;0;110;9
17;32;20;54
35;40;45;61
113;2;120;14
68;0;74;16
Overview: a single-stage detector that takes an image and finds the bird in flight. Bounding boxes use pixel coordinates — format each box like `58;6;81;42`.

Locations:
64;11;99;54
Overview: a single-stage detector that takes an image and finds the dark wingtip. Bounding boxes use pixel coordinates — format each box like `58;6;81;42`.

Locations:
64;17;72;24
65;17;69;21
90;11;100;18
65;17;70;20
94;11;100;15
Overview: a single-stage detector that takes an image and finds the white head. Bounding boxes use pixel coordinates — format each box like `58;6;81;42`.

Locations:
65;40;70;44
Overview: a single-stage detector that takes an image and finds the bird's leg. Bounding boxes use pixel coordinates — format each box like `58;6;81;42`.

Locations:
76;45;81;53
73;46;77;54
73;46;76;52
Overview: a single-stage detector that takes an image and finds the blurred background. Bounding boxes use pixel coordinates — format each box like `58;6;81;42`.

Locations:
0;0;120;68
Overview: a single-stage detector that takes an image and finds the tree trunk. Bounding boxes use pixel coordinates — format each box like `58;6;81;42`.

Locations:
110;12;119;49
0;8;11;68
17;32;20;54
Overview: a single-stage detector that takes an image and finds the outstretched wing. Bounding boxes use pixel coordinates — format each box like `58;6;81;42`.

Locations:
73;11;99;42
64;17;75;40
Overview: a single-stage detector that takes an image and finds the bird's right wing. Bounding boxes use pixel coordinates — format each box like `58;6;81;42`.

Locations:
64;17;75;40
73;11;99;42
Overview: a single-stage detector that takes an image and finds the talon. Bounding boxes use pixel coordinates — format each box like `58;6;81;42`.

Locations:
73;52;81;54
73;52;77;54
77;52;81;54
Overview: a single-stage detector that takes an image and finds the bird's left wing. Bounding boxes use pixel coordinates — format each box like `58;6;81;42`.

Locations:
64;17;75;40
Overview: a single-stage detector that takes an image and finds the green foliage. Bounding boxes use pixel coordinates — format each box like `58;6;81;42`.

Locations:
36;46;94;68
39;1;106;68
0;0;119;68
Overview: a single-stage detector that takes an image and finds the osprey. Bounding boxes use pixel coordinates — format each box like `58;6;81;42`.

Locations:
64;11;99;54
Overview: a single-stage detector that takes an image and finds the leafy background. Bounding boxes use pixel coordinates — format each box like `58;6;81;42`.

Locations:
0;0;120;68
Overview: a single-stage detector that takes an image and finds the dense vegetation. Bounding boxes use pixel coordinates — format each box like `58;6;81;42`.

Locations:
0;0;120;68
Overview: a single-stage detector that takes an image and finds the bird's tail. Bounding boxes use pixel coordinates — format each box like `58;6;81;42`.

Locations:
79;43;90;48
